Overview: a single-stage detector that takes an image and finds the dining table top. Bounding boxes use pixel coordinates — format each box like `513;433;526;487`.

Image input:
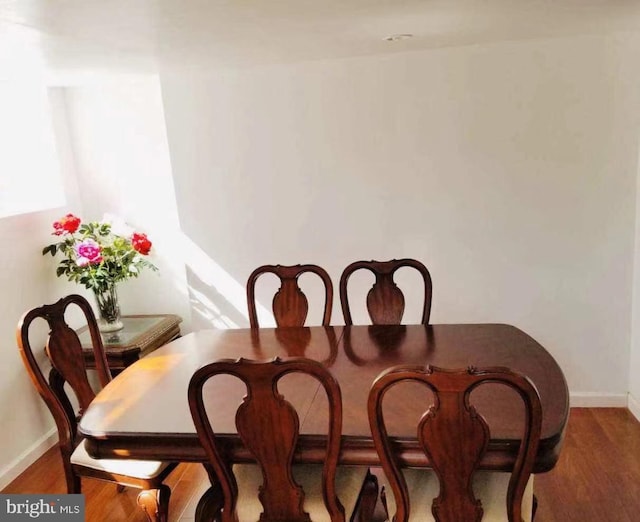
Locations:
79;323;569;473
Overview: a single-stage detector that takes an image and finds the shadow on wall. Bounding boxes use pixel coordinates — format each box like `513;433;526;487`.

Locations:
180;233;273;330
187;266;248;329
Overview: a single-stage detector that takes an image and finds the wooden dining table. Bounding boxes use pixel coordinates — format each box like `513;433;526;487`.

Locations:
79;323;569;474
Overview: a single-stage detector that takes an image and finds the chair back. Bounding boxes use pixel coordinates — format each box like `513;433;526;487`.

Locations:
188;357;346;522
339;259;432;325
367;365;542;522
247;264;333;327
16;294;112;490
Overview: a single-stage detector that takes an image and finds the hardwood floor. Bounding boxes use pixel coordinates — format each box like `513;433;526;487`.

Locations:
534;408;640;522
3;408;639;521
2;450;209;522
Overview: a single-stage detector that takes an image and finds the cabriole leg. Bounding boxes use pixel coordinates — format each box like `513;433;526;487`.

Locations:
136;485;170;522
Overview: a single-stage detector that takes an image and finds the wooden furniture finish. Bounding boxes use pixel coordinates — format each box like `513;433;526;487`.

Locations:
368;365;542;522
79;324;568;477
76;314;182;369
17;294;176;522
9;409;640;522
247;264;334;327
189;357;377;521
339;259;433;325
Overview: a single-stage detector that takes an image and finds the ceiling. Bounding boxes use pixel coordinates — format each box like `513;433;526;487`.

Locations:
1;0;640;76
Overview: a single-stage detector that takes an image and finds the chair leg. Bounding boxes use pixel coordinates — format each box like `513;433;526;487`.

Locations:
63;456;81;494
194;484;224;522
136;485;171;522
351;470;380;522
67;473;81;494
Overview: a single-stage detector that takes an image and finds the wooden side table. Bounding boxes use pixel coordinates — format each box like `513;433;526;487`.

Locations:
77;314;182;370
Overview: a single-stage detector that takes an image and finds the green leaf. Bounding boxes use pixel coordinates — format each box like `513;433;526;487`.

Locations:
42;245;55;256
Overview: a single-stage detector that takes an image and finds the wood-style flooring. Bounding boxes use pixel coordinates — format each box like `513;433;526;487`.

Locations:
3;408;640;521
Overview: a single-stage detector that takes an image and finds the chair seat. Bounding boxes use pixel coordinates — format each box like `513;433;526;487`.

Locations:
71;440;170;480
380;470;534;522
234;463;370;521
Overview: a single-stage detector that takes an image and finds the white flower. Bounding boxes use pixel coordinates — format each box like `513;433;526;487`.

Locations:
102;213;134;238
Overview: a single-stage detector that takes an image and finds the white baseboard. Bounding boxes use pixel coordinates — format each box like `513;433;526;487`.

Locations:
569;392;628;408
0;428;57;491
628;393;640;422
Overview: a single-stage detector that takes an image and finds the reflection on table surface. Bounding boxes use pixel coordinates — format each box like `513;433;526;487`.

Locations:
79;324;568;473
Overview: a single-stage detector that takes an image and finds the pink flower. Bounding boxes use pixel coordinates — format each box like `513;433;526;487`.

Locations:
52;214;81;236
131;232;152;255
75;239;103;266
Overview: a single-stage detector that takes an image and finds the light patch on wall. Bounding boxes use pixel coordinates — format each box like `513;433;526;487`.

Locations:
0;29;65;218
180;233;273;328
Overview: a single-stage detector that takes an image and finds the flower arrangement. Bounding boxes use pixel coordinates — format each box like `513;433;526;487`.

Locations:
43;213;158;331
43;212;157;291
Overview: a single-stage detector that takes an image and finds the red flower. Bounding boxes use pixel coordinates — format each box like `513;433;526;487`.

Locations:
53;214;81;236
131;232;152;255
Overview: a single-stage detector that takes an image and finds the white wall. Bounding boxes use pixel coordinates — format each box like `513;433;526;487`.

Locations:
629;33;640;417
0;86;85;488
160;34;640;399
631;162;640;417
0;211;64;489
0;76;193;488
61;76;192;329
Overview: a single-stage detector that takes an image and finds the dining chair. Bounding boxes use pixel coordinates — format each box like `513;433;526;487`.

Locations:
367;365;542;522
16;294;177;522
339;259;432;325
188;356;379;522
247;264;334;327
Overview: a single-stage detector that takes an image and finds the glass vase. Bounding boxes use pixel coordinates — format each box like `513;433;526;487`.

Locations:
93;283;124;333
